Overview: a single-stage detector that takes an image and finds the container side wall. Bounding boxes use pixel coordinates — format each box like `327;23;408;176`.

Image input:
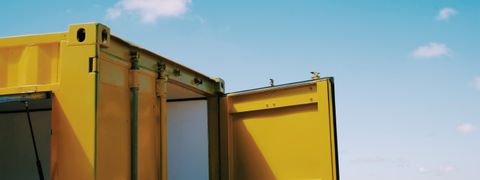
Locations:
0;43;60;93
0;32;65;94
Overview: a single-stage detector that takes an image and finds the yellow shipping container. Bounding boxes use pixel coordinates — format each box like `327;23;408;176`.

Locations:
0;23;338;180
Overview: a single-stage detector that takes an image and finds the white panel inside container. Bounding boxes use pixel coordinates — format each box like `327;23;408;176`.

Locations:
167;100;209;180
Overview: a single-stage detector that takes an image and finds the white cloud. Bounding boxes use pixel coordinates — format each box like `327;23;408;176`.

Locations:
437;8;458;21
106;0;192;23
473;77;480;91
457;123;476;134
418;165;456;175
412;43;451;59
106;7;122;19
441;165;456;173
418;167;430;173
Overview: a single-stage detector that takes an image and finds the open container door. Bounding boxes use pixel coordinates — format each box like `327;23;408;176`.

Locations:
221;78;339;180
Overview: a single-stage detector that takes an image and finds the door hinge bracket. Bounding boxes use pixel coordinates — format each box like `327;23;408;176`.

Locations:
156;62;168;97
129;50;140;89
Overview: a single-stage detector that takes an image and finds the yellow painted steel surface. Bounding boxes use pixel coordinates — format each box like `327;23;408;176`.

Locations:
0;22;222;99
0;22;221;180
51;39;97;180
0;41;60;94
96;54;161;179
157;77;168;180
96;57;131;179
223;79;338;180
0;22;337;180
100;35;223;96
137;68;161;179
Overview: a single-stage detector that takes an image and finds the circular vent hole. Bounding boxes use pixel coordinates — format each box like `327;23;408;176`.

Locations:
101;29;108;43
77;28;86;42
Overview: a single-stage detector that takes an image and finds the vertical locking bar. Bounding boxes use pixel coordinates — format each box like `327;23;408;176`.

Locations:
156;62;168;180
130;50;140;180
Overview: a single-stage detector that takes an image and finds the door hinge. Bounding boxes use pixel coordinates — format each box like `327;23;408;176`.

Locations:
156;62;167;97
129;50;140;89
156;78;167;97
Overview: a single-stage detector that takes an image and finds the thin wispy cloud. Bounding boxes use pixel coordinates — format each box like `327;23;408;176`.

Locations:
351;157;409;168
106;0;192;23
457;123;476;134
412;43;451;59
418;167;429;173
436;8;458;21
473;77;480;91
418;165;456;175
106;7;122;19
194;15;207;25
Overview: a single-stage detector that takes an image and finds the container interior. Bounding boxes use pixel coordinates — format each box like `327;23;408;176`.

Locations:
166;83;210;180
0;98;51;180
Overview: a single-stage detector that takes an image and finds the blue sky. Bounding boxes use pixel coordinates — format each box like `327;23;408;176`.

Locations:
1;0;479;179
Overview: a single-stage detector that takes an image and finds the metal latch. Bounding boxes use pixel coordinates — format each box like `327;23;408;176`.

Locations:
311;72;320;80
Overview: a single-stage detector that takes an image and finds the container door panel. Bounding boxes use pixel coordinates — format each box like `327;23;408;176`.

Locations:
223;79;338;180
96;57;131;179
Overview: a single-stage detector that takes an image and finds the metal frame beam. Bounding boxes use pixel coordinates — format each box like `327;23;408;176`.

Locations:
0;92;51;104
